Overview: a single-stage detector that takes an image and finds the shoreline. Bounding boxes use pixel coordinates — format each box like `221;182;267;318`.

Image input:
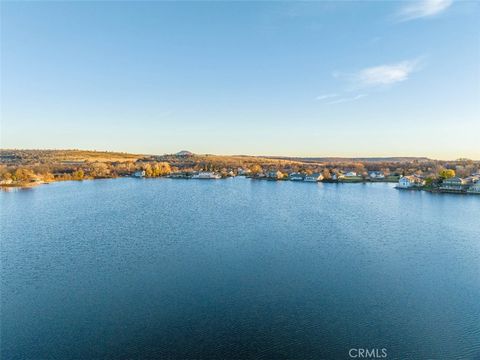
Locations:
3;177;479;196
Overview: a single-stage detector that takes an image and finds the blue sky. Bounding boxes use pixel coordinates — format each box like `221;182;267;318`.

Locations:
1;1;479;159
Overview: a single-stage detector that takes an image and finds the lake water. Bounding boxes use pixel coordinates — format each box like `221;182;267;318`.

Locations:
1;178;479;359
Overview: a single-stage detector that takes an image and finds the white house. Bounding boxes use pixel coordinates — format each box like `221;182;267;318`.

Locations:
289;173;305;181
133;170;146;178
305;173;323;182
267;171;283;180
369;171;385;179
345;172;357;177
440;177;466;191
464;175;480;184
192;171;221;179
237;168;251;176
467;182;480;193
398;175;425;188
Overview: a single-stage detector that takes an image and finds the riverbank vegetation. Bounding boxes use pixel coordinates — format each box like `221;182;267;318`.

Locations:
1;149;479;190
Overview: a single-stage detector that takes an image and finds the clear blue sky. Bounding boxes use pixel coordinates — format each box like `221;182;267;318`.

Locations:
1;1;479;159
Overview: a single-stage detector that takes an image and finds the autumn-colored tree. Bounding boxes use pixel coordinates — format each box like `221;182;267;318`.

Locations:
144;163;153;177
249;164;263;175
152;163;162;177
72;169;84;180
157;162;171;176
1;172;13;181
43;172;55;182
13;168;36;182
90;162;111;178
354;163;365;175
439;169;455;179
147;162;171;177
322;168;331;180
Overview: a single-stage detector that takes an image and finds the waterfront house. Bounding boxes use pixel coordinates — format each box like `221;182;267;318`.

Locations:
133;170;146;178
237;168;251;176
464;175;480;184
440;177;466;191
267;171;283;180
251;172;267;179
345;171;357;177
369;171;385;179
305;173;323;182
168;172;191;179
467;182;480;194
289;172;305;181
398;175;425;188
331;173;345;181
192;171;221;179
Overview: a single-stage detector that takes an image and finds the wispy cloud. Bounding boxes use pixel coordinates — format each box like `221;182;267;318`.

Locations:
316;93;338;101
327;94;367;105
352;59;423;88
396;0;453;22
316;58;423;105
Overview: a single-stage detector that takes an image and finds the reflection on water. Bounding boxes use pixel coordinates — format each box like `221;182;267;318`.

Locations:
1;178;479;359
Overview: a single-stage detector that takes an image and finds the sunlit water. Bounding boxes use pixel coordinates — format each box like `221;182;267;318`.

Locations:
1;178;479;359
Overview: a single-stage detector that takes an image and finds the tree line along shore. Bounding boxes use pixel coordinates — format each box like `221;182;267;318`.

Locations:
1;150;479;195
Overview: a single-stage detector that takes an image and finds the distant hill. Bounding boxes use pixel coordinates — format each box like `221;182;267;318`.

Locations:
175;150;194;157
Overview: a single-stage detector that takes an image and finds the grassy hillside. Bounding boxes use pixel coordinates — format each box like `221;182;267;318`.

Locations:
0;149;144;165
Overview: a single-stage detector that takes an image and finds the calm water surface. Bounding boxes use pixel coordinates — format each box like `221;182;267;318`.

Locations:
1;178;479;359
